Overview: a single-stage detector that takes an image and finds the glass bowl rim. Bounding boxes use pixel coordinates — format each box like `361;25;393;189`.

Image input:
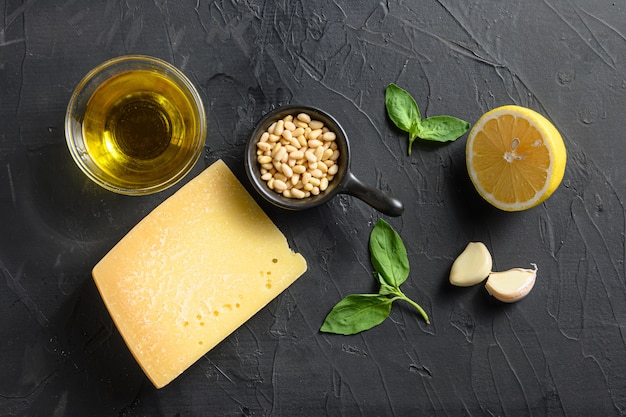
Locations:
64;54;207;195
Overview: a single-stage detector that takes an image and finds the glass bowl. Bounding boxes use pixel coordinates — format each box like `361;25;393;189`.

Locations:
65;55;206;195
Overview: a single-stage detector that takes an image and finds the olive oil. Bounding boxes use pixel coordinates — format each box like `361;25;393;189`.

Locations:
82;69;202;190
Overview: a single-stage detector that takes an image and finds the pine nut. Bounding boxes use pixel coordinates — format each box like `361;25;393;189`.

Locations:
258;155;272;164
273;179;287;191
309;120;324;129
310;169;323;179
292;164;306;174
274;147;287;162
305;150;317;163
274;120;284;136
269;134;281;143
297;113;311;123
314;146;325;161
254;112;341;200
320;177;329;191
289;137;301;149
291;188;306;199
328;164;339;176
257;141;271;152
308;129;323;140
282;164;293;178
308;139;323;148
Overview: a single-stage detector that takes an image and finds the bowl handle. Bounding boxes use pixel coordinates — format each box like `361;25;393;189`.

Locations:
340;171;404;217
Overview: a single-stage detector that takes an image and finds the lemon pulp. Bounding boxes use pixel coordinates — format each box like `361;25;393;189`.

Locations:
466;105;566;211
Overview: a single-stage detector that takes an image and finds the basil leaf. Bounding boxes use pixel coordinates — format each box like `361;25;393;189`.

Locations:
319;220;429;336
320;294;393;335
369;219;410;288
385;83;421;133
417;115;470;142
376;272;397;296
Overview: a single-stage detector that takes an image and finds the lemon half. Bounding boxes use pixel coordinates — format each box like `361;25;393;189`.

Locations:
466;105;566;211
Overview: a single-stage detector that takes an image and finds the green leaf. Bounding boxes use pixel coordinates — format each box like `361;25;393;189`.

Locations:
318;220;430;336
376;272;397;296
320;294;393;335
385;83;421;133
417;115;470;142
369;219;410;288
384;83;470;155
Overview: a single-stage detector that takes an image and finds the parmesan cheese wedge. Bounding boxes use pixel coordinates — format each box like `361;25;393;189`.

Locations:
92;159;307;388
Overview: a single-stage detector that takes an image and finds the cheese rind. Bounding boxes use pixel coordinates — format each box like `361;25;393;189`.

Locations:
92;159;307;388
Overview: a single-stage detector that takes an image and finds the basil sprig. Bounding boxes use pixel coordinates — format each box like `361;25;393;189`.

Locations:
320;219;429;335
385;83;470;155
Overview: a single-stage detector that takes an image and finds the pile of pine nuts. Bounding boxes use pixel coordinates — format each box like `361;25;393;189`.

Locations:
256;112;340;199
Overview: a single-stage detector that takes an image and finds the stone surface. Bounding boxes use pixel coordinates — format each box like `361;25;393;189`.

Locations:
0;1;625;415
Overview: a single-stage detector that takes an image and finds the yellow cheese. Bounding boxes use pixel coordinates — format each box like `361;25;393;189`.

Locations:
92;159;307;388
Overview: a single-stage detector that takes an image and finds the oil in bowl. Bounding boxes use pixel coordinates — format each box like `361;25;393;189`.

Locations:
66;55;206;195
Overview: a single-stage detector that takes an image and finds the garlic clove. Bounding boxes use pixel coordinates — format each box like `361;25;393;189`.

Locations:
485;264;537;303
449;242;493;287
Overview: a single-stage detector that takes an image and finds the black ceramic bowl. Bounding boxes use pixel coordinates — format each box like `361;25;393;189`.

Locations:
245;104;404;216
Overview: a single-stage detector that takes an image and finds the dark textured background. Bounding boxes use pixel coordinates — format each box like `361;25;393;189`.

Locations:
1;1;625;416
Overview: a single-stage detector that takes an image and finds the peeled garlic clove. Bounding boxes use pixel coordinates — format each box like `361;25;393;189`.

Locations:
485;264;537;303
449;242;493;287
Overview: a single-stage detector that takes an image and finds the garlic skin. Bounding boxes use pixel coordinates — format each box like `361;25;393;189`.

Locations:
449;242;493;287
485;264;537;303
